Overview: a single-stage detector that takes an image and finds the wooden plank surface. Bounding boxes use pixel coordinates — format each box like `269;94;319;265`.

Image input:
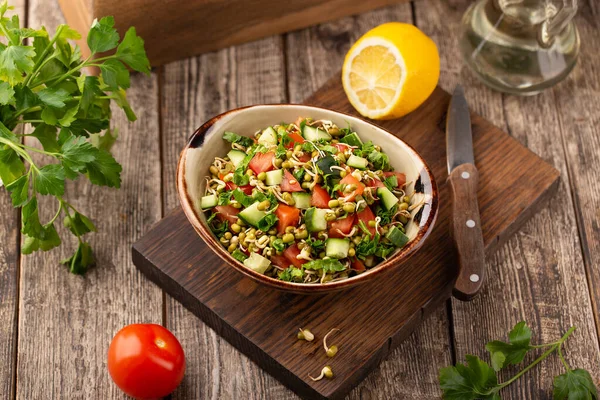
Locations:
160;37;291;399
554;0;600;340
284;5;454;398
15;1;163;398
0;3;29;399
414;1;600;398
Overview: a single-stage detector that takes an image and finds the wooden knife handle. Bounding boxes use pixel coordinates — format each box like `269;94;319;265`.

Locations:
448;163;486;301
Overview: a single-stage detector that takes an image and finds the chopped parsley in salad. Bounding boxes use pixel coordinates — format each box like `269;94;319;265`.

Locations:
201;118;415;284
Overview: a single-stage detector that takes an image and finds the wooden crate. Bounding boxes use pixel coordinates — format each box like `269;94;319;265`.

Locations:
58;0;408;67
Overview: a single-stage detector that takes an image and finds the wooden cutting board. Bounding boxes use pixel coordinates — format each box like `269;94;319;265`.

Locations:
132;76;559;399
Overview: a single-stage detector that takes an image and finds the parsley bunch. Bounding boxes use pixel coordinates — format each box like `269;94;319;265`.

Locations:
0;2;149;274
439;321;598;399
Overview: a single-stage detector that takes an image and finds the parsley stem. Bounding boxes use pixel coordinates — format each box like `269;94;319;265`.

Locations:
0;21;16;46
8;106;43;124
48;201;63;225
24;25;64;86
496;326;577;390
35;55;92;88
558;345;572;372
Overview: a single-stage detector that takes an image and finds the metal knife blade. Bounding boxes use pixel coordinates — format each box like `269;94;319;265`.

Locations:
446;85;474;173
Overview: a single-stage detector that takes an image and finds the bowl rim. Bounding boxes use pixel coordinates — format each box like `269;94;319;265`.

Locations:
177;103;439;293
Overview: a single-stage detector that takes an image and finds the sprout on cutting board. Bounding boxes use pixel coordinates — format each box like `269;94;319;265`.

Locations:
310;365;334;381
298;328;315;341
323;328;340;358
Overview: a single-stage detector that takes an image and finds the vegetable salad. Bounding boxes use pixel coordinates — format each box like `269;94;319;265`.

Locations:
201;118;415;284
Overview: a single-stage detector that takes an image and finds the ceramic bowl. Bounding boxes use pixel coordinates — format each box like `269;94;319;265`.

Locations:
177;104;438;294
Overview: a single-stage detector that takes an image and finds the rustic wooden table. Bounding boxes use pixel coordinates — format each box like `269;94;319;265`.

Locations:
1;0;599;399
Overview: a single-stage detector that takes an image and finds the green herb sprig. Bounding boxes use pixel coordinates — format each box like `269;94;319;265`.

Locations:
439;321;598;399
0;2;150;274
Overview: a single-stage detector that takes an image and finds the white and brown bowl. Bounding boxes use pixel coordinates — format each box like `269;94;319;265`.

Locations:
177;104;438;294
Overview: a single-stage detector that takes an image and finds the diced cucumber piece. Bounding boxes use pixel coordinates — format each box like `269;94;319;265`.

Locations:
232;249;248;262
243;252;271;274
386;226;409;248
377;187;399;210
305;207;328;232
265;169;283;186
302;125;332;141
292;192;311;209
326;238;350;259
316;155;340;177
347;154;368;169
200;194;217;209
384;174;398;188
258;126;278;146
238;202;267;227
227;149;247;168
340;132;363;147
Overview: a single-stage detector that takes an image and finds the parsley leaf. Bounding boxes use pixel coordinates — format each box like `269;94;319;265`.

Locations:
217;190;232;206
272;238;286;253
303;259;346;273
87;16;120;53
0;146;25;185
37;87;70;108
279;267;304;282
553;369;598;400
0;81;14;105
99;59;130;89
368;150;390;171
5;174;28;206
0;45;35;85
223;131;254;147
85;149;122;188
439;355;499;400
486;321;533;371
257;213;278;231
22;223;61;254
115;27;151;74
232;188;255;207
34;164;65;196
305;237;325;252
63;211;96;236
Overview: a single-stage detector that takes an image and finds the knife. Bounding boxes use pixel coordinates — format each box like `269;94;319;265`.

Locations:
446;85;485;301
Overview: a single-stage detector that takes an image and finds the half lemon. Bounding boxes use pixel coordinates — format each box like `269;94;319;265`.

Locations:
342;23;440;120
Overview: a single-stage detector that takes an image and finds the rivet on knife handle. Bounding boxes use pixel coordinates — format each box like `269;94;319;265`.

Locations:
448;163;485;300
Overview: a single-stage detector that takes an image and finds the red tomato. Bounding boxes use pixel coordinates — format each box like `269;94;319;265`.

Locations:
238;184;254;195
275;203;301;234
108;324;185;399
357;205;377;236
383;171;407;187
351;257;366;272
215;205;240;225
280;170;303;192
338;174;365;202
270;254;291;269
285;132;305;149
311;184;331;208
329;215;355;238
248;151;275;174
283;244;307;268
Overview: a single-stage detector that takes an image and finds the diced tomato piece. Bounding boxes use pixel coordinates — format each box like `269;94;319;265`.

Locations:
329;215;355;238
357;205;376;236
270;254;291;269
285;132;305;149
214;205;240;225
351;257;366;272
383;171;407;187
248;151;275;174
297;153;311;162
275;203;300;234
238;184;254;195
334;143;350;153
280;170;303;192
365;177;385;188
225;181;237;191
311;184;331;208
338;174;365;202
283;244;307;268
